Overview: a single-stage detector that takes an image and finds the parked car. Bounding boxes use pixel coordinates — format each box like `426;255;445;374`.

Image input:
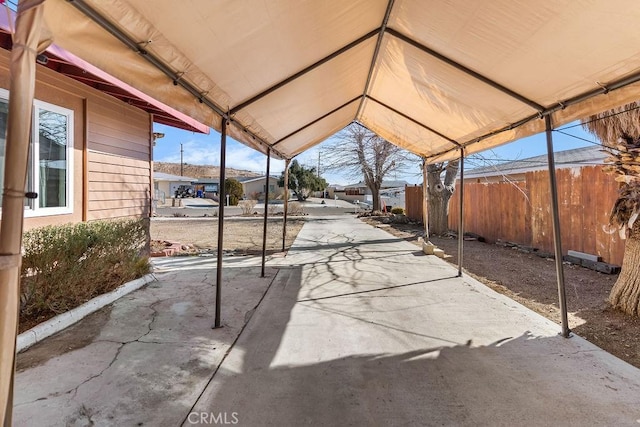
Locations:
174;185;195;198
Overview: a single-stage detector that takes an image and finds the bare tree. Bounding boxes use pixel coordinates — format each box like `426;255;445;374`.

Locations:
323;123;416;211
582;101;640;316
426;160;460;235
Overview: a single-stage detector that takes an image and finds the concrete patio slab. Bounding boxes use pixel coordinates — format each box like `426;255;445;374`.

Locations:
191;215;640;426
13;259;284;426
12;215;640;426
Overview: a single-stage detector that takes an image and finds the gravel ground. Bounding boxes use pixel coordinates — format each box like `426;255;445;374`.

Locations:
360;216;640;370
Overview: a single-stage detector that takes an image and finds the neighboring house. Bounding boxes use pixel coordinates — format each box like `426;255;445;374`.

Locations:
153;172;198;203
238;176;284;200
380;186;406;210
464;145;606;182
325;184;345;199
0;16;207;231
341;180;409;204
193;179;220;198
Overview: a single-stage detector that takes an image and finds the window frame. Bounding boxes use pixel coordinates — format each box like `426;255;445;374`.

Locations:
0;89;74;217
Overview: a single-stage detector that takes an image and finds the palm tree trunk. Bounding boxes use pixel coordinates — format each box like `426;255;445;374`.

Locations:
609;221;640;316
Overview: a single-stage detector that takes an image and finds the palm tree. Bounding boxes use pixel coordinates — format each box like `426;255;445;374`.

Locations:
582;102;640;316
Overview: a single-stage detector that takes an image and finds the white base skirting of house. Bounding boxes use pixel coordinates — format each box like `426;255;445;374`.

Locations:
17;273;157;353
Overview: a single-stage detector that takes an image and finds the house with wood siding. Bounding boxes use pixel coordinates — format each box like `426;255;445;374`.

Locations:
463;146;606;183
153;172;198;203
341;180;408;205
0;17;208;231
238;176;284;200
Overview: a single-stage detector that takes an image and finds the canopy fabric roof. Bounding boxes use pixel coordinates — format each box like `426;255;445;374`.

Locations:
0;7;209;133
36;0;640;162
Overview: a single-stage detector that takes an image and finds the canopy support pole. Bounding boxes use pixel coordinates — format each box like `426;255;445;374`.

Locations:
545;116;571;338
261;149;271;278
422;158;429;240
214;119;227;329
457;150;464;277
1;2;47;424
282;159;290;252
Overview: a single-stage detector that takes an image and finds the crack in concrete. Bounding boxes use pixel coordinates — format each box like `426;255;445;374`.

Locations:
37;299;165;403
17;340;128;407
70;342;126;399
13;396;50;408
136;300;161;341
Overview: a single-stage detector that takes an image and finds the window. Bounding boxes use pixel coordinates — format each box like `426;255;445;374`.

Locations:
0;90;73;216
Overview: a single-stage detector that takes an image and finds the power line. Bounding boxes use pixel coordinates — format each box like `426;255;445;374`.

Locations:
552;129;604;147
469;156;611;166
556;103;640;131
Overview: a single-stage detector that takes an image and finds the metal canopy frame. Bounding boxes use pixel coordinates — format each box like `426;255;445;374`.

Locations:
68;0;640;164
282;159;291;252
366;96;461;148
59;0;640;340
545;116;570;338
67;0;287;159
261;150;271;278
214;120;227;329
272;96;361;149
355;0;395;119
7;1;640;420
457;150;465;278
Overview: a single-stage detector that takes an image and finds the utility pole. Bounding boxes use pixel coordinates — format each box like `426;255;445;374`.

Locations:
180;143;184;176
317;150;321;177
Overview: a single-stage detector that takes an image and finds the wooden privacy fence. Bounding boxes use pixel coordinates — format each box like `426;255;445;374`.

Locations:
406;166;625;265
405;185;424;222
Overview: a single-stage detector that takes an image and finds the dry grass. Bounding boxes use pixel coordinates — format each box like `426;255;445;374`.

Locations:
151;217;305;255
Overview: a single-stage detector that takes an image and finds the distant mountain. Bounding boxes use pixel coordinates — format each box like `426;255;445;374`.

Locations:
154;162;261;179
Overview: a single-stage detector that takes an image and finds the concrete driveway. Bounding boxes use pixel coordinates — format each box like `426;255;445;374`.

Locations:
192;215;640;426
13;215;640;426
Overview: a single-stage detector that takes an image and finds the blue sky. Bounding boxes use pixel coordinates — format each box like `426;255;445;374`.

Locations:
153;120;599;186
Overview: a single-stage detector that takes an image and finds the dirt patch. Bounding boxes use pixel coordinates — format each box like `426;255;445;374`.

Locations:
150;217;304;255
17;306;112;371
360;216;640;369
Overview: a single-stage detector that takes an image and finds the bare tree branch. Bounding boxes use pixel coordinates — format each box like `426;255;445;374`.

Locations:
323;123;418;211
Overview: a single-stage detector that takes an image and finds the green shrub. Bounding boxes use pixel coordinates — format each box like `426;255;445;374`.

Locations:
20;219;150;320
225;178;243;206
391;207;405;215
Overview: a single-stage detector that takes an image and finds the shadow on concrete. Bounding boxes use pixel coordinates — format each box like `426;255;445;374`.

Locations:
297;276;456;302
190;264;640;425
187;215;640;425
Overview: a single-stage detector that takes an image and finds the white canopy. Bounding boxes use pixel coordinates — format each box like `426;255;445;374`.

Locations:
5;2;640;420
34;0;640;162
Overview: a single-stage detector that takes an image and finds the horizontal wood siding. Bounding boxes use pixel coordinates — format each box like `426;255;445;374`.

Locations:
433;165;625;265
29;48;152;222
0;47;152;227
88;149;150;219
88;100;150;163
88;205;150;221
